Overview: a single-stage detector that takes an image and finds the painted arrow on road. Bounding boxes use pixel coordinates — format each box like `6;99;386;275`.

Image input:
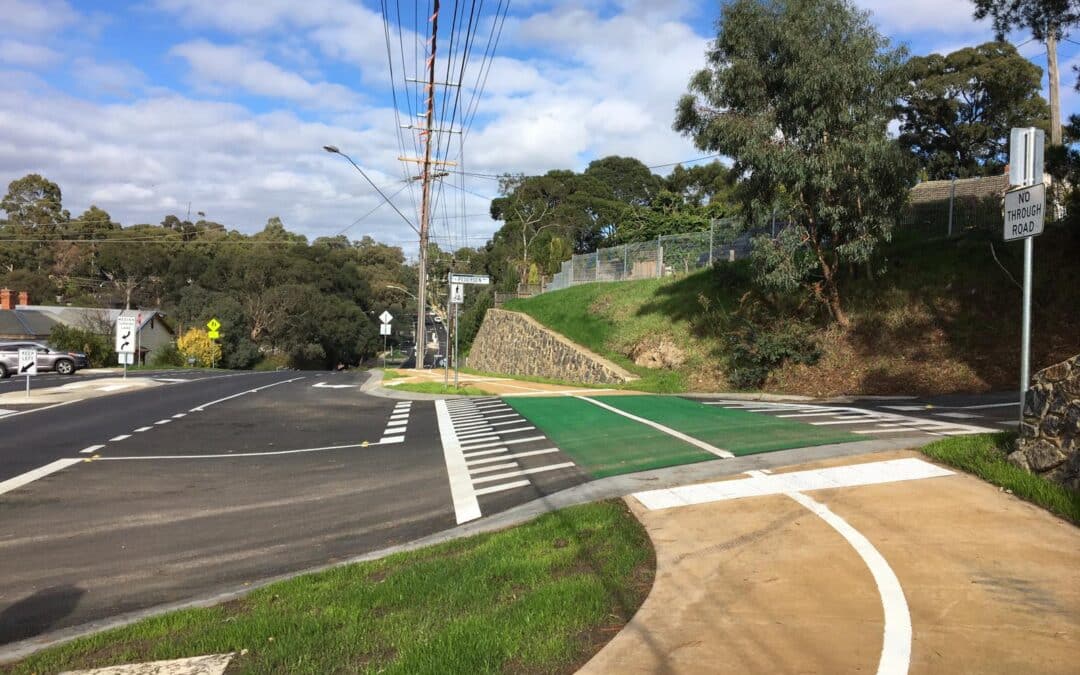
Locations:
312;382;358;389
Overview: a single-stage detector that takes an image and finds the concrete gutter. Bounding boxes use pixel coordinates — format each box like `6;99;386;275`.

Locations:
0;434;935;664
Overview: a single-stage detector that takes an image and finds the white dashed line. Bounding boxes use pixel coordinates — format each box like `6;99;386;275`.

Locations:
134;426;152;433
155;419;171;425
172;413;186;419
109;434;131;442
79;445;105;454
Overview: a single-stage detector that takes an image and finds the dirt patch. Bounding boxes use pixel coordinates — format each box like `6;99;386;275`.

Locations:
629;336;686;369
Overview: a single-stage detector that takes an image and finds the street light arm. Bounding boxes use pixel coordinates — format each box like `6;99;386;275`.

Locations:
324;146;419;236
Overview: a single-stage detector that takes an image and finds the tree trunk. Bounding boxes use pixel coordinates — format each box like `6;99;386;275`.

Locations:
811;243;850;327
1046;34;1061;146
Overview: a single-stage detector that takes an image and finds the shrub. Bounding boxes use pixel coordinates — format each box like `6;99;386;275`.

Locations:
177;328;222;367
149;342;185;367
724;318;821;389
49;324;113;367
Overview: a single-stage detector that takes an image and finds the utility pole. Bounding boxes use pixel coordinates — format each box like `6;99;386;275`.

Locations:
413;0;440;371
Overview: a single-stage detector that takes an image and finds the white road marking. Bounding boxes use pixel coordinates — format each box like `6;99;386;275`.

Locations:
490;425;536;435
434;400;482;524
474;480;531;496
172;413;186;418
996;420;1017;427
98;384;134;392
79;445;105;454
472;462;576;484
109;434;131;442
154;419;171;425
777;410;848;417
467;448;559;465
134;426;152;432
379;435;405;444
386;419;407;427
576;396;734;459
633;458;953;509
810;418;884;425
458;434;501;445
933;412;980;419
456;430;495;440
786;491;912;675
463;447;509;458
460;436;545;451
389;413;409;420
189;376;305;412
0;399;83;421
952;401;1018;410
882;405;931;411
98;441;378;460
469;462;519;475
0;459;82;496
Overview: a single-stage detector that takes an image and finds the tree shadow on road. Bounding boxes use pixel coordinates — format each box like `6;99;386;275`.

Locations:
0;584;86;645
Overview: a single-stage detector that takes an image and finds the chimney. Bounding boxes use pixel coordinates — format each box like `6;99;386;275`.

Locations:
17;291;29;307
0;288;11;311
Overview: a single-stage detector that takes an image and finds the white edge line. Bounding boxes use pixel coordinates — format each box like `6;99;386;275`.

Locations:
435;400;482;524
0;398;84;421
787;491;911;675
0;459;82;496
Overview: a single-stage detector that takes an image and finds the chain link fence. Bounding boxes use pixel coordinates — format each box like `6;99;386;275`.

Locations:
546;218;770;292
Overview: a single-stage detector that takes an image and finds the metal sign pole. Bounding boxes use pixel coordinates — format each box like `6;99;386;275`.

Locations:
454;301;460;388
25;373;29;399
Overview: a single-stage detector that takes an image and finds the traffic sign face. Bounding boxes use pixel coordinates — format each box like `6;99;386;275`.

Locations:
379;310;393;324
118;352;134;365
1003;183;1045;242
115;316;137;354
207;330;220;340
449;273;490;285
451;283;464;304
18;348;37;375
380;323;392;336
206;317;221;332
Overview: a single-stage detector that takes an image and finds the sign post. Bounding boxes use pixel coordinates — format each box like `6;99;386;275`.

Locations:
115;316;137;379
206;318;221;369
446;274;488;386
379;311;393;370
18;347;36;399
1007;127;1045;425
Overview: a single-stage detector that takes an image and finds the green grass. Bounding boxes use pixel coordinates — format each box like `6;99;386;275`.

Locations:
504;396;716;477
386;381;491;396
920;433;1080;525
5;502;655;675
381;369;405;380
593;395;860;455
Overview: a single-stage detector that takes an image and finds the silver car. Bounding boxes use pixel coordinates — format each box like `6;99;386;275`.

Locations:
0;341;89;378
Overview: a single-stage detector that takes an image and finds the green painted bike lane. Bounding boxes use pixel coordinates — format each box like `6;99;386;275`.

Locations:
504;395;860;479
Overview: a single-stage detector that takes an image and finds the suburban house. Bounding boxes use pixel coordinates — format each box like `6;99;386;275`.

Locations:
0;288;175;364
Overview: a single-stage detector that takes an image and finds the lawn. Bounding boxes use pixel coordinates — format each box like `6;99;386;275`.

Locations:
920;433;1080;525
385;381;492;396
5;501;655;675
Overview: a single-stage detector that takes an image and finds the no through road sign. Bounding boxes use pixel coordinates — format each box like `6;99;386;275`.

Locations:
1003;183;1045;242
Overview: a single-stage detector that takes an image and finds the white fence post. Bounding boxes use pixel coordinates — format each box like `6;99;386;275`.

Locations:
656;236;663;278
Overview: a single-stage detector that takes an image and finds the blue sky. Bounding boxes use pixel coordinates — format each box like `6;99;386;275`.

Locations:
1;0;1075;253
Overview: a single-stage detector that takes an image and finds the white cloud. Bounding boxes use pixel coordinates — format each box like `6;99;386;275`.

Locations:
171;40;363;110
0;0;79;36
0;39;62;68
71;58;146;97
852;1;983;35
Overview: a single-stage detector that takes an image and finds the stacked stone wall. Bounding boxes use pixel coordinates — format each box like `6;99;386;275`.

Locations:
467;309;638;385
1008;355;1080;490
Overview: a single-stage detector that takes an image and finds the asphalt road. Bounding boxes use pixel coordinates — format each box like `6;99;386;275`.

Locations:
0;369;213;396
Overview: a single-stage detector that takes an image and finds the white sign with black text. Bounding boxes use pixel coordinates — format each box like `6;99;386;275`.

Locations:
18;348;37;376
448;273;490;285
115;316;137;354
380;323;392;336
450;283;464;304
1003;183;1045;242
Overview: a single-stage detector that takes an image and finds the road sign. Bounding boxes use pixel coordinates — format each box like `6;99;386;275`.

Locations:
115;316;137;354
206;317;221;332
380;323;392;336
450;283;464;304
207;330;220;340
379;310;393;324
118;352;134;365
1003;183;1045;242
449;273;490;285
18;348;36;375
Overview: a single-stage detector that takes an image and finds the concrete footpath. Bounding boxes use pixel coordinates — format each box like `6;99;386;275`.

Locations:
579;450;1080;674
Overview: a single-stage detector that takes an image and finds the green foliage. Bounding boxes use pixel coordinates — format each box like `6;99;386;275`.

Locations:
897;42;1049;179
48;324;112;367
972;0;1079;42
674;0;916;325
149;342;185;368
177;328;221;367
722;318;821;389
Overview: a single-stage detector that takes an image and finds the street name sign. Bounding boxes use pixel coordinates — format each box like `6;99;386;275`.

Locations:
18;348;37;375
379;310;393;324
115;316;137;354
449;273;490;285
1003;183;1045;242
450;283;464;304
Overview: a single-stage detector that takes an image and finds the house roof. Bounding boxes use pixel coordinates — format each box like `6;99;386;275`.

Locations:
0;309;60;338
17;306;166;333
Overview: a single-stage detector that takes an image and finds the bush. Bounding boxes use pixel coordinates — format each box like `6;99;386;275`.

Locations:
724;319;821;389
48;324;113;367
177;328;222;367
149;342;185;367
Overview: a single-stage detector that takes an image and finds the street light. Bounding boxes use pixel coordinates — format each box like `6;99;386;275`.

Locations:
384;284;417;301
322;146;417;235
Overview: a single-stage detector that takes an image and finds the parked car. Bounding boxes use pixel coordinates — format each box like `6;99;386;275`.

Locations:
0;341;89;378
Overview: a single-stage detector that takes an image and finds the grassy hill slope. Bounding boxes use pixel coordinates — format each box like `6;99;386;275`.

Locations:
505;225;1080;396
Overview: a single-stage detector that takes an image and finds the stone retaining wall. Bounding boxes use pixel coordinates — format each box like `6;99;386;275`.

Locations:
467;309;638;385
1007;355;1080;490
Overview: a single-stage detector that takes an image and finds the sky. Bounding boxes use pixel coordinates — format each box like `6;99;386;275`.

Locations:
0;0;1076;255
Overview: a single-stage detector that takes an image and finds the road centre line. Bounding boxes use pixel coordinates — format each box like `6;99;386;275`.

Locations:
472;462;576;484
467;448;559;465
172;413;186;418
109;434;131;442
189;376;306;412
576;396;734;459
434;400;482;524
0;459;82;496
94;441;388;460
79;444;105;454
134;426;153;432
155;419;171;425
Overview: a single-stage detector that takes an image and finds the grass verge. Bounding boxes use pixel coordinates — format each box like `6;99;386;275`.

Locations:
381;368;404;380
5;501;655;675
385;381;492;396
920;433;1080;525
